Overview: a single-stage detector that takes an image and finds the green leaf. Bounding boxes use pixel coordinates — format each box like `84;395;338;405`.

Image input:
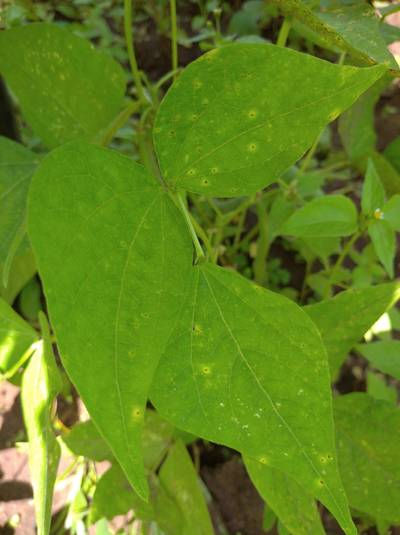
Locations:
334;393;400;523
158;440;214;535
368;219;395;278
90;464;153;524
339;77;389;166
384;194;400;231
366;371;397;405
245;459;325;535
271;0;397;68
384;136;400;174
152;263;355;534
0;23;126;148
370;151;400;197
281;195;358;237
357;340;400;380
63;420;113;462
0;137;37;265
361;159;385;216
0;244;36;304
154;43;384;197
28;142;193;500
21;312;62;535
0;296;38;379
304;282;400;376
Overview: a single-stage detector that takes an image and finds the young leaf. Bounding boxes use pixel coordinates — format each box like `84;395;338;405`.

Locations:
370;151;400;197
0;24;126;148
358;340;400;381
304;282;400;376
152;263;355;534
281;195;358;238
0;137;37;265
158;440;214;535
90;464;153;524
339;77;389;166
0;297;38;379
384;136;400;174
368;219;395;278
361;160;385;216
334;393;400;523
21;312;62;535
245;459;325;535
154;43;384;197
366;371;397;405
28;142;193;500
271;1;397;68
384;194;400;231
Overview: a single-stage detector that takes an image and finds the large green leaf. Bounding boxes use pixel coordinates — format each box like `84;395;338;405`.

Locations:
281;195;358;238
28;142;193;499
271;1;397;68
158;440;214;535
21;312;62;535
358;340;400;380
152;263;355;534
245;459;325;535
0;137;37;265
304;282;400;376
0;24;126;148
334;393;400;523
0;296;38;379
154;43;384;197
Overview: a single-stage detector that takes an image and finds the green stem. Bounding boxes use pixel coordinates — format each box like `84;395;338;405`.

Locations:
170;0;178;80
277;18;291;47
124;0;146;103
324;231;361;298
253;200;270;285
300;129;323;173
176;193;205;261
97;100;142;146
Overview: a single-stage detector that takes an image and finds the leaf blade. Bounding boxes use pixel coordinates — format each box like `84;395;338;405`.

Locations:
28;142;193;499
154;44;384;197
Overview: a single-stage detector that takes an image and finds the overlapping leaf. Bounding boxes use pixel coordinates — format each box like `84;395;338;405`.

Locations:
334;393;400;523
28;142;193;499
0;296;38;379
0;137;38;266
0;24;126;148
245;459;325;535
304;282;400;376
21;313;62;535
271;0;397;68
154;43;384;196
151;263;355;534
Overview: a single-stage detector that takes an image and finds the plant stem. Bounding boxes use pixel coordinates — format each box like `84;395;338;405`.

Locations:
176;193;205;261
124;0;146;103
169;0;178;80
300;129;323;173
324;231;361;298
277;18;291;47
97;99;142;146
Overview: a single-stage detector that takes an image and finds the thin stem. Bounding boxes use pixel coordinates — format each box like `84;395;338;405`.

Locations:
97;99;142;146
324;231;361;298
169;0;178;80
277;18;291;47
176;193;205;261
300;129;323;173
124;0;146;103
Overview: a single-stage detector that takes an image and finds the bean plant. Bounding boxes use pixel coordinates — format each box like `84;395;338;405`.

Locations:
1;1;400;534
